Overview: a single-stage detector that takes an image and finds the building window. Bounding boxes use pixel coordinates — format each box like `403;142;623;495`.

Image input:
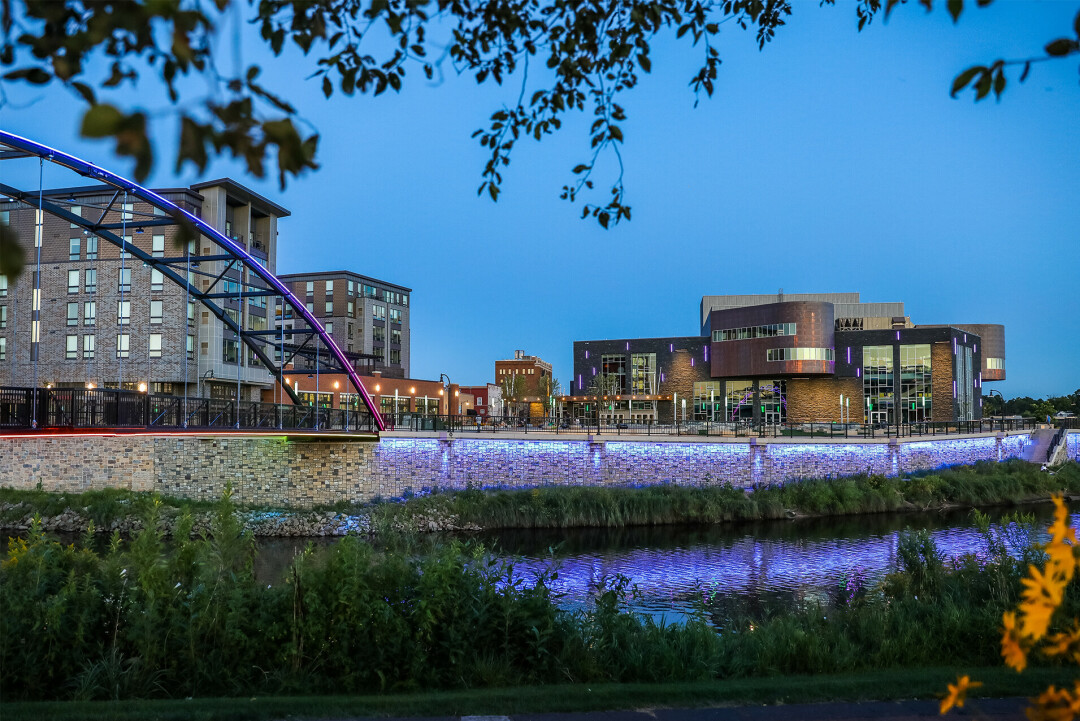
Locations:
151;269;163;292
373;326;385;343
372;305;386;320
760;380;787;423
347;280;354;295
67;302;79;326
306;302;314;313
64;334;78;359
325;322;333;334
83;300;96;326
363;284;377;298
347;323;354;339
325;280;333;293
0;274;6;297
401;294;408;306
188;301;196;324
325;301;333;315
725;380;754;422
630;353;657;394
391;328;401;344
152;235;165;257
118;268;131;292
86;236;98;260
83;334;95;359
766;347;835;362
987;357;1005;370
121;202;133;221
713;323;797;342
150;300;163;324
0;304;6;329
84;268;97;293
69;237;80;260
347;301;354;316
116;333;130;358
693;381;723;421
117;300;130;325
149;333;162;358
899;344;932;423
305;281;314;294
222;339;238;364
70;205;81;228
187;334;195;360
0;336;5;361
863;345;893;424
600;354;626;393
68;269;80;294
389;308;402;323
390;349;401;365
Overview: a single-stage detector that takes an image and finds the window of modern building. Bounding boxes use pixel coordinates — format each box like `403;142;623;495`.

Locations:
630;353;657;394
187;301;195;324
305;281;314;294
899;344;932;423
0;304;6;328
987;358;1005;370
66;334;78;359
713;323;796;342
693;380;723;421
0;274;7;296
863;345;894;424
0;336;5;361
958;345;975;421
70;205;81;228
118;268;131;292
222;339;238;364
150;300;163;324
372;304;386;320
325;301;333;315
152;235;165;257
121;202;133;221
67;269;80;294
325;280;333;293
760;380;788;424
83;334;95;359
186;335;195;360
116;333;130;358
600;354;626;392
117;300;130;325
363;284;377;298
347;280;354;295
149;333;162;358
66;302;79;326
151;269;163;292
390;349;401;364
249;315;267;332
84;268;96;293
325;322;333;334
391;328;401;344
389;308;401;323
83;300;96;326
725;380;755;422
86;236;98;260
347;301;354;316
69;237;80;260
373;326;385;343
306;302;314;313
766;347;835;362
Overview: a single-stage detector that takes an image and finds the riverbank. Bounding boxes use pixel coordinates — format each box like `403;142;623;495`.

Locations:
2;459;1077;537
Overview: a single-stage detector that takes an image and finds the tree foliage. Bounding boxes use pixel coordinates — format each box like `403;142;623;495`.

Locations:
1;0;1077;279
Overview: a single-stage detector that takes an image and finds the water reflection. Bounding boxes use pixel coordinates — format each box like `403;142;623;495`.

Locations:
250;504;1068;621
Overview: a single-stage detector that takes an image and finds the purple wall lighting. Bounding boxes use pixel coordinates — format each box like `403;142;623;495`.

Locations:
578;374;582;389
691;358;695;367
669;343;674;352
592;367;597;375
704;346;709;361
896;331;901;341
626;342;630;351
856;368;861;378
846;347;851;364
953;380;957;398
585;350;589;359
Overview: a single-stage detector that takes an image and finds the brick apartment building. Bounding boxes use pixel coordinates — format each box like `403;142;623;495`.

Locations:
495;349;554;417
277;271;410;379
0;179;286;400
561;292;1005;425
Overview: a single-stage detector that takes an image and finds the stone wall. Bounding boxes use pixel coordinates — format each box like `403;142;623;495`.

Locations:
931;342;954;422
786;378;863;424
0;431;1035;508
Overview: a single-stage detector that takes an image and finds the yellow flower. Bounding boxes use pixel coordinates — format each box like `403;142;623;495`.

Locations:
940;674;982;715
1027;684;1080;721
1002;612;1029;673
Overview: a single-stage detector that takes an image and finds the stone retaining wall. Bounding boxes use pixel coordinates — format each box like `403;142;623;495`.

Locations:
0;432;1034;508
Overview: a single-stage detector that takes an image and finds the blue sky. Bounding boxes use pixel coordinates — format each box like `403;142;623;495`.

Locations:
3;0;1077;398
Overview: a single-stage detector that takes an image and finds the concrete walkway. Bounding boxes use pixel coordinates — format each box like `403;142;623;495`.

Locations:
380;430;1018;445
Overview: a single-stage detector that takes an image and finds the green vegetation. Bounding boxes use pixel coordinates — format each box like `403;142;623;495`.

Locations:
4;488;1080;707
3;667;1076;721
366;459;1080;530
0;486;220;528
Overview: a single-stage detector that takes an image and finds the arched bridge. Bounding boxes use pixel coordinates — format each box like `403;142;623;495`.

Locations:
0;130;383;437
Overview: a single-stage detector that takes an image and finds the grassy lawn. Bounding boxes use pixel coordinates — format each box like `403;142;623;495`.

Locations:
3;667;1070;721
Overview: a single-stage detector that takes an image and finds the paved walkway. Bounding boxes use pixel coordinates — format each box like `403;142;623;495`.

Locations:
324;699;1027;721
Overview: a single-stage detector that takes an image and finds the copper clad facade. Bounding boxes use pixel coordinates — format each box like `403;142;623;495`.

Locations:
956;324;1006;381
709;301;835;378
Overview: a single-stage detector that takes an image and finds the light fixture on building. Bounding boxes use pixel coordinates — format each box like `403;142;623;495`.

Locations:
409;387;415;394
438;389;444;396
333;381;340;389
138;382;147;393
375;384;381;392
85;382;95;389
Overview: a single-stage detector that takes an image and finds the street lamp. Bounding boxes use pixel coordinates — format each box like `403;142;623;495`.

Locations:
986;389;1004;427
439;373;452;435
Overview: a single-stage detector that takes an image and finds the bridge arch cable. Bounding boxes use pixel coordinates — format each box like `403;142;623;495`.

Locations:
0;130;385;432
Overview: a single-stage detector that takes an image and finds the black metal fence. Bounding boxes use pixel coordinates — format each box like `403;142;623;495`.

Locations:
0;387;378;434
378;413;1043;439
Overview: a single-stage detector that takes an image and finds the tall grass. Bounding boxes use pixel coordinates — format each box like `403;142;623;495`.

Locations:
4;489;1080;702
366;460;1080;530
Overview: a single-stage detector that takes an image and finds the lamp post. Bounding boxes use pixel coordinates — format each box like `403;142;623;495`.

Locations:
439;373;452;435
986;389;1004;428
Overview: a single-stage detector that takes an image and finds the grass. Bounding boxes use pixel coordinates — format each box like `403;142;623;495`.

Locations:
1;667;1071;721
364;459;1080;530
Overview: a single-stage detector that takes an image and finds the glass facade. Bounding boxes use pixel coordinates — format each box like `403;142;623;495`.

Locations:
863;345;893;424
987;357;1005;370
899;344;932;423
958;345;974;420
713;323;796;342
630;353;657;394
759;380;787;424
693;381;723;421
766;347;834;362
725;380;754;422
600;354;626;393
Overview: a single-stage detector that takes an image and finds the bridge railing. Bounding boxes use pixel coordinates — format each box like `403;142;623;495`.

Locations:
0;387;377;434
376;414;1040;438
